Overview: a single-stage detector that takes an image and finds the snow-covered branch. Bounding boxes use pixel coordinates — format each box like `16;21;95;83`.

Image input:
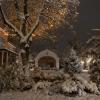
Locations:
20;0;29;34
25;0;45;41
0;3;24;38
87;36;100;44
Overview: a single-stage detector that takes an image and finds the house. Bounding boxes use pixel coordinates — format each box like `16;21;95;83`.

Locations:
0;27;17;66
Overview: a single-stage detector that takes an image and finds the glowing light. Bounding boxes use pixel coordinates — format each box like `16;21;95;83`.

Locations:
59;10;66;16
93;59;96;64
4;32;8;36
80;60;85;66
60;12;64;15
32;34;36;37
30;68;34;71
86;56;93;65
50;24;54;27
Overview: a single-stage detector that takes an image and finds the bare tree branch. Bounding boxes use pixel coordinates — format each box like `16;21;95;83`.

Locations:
87;36;100;44
24;0;28;16
20;0;29;35
91;28;100;32
14;0;20;20
25;0;45;41
87;30;100;44
20;17;39;43
0;3;24;38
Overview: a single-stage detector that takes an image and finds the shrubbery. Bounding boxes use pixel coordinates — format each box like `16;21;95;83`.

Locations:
90;59;100;90
0;65;17;91
0;64;32;92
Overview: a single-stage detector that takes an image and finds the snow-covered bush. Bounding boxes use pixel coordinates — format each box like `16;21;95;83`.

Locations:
0;64;32;92
90;59;100;90
61;75;100;96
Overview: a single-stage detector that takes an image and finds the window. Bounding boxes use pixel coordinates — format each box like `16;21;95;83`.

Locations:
0;37;4;48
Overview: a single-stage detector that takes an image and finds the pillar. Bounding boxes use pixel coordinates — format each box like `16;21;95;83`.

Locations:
1;51;4;65
6;52;8;66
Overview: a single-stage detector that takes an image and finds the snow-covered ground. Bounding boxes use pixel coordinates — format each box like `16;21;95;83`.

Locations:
0;90;99;100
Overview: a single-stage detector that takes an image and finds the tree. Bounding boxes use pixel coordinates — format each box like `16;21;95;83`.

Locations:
0;0;79;65
87;34;100;59
64;48;83;74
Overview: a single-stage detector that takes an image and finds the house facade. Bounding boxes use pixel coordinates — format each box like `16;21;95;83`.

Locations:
0;27;17;66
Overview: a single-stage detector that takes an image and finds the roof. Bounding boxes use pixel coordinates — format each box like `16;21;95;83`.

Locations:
34;49;59;60
0;27;17;53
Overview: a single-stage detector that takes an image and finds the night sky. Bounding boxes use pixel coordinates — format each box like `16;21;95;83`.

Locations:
79;0;100;42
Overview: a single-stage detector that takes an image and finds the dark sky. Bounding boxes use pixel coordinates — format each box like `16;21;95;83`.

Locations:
79;0;100;42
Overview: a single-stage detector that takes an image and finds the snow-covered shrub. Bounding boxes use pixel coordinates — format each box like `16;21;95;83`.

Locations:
90;59;100;90
61;75;100;96
0;64;32;92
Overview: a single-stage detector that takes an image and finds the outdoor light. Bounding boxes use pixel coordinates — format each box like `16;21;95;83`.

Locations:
32;34;36;37
80;60;85;66
50;24;53;27
93;59;96;64
4;32;8;36
30;68;34;71
86;56;93;66
82;55;94;71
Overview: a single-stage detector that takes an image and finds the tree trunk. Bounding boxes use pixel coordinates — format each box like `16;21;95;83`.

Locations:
20;42;30;65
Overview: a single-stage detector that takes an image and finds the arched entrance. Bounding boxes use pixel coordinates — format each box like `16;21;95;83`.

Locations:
38;56;56;69
34;49;59;69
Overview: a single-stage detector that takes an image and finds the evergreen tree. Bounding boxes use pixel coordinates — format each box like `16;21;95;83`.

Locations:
64;48;83;73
